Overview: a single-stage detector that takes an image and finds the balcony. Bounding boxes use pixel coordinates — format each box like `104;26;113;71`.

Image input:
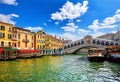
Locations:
12;30;17;33
45;41;50;45
22;39;29;43
12;38;17;41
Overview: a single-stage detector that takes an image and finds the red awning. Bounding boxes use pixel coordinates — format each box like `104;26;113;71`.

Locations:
19;50;41;53
20;50;26;53
0;48;4;53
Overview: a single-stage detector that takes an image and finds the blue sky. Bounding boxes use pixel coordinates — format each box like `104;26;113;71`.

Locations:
0;0;120;41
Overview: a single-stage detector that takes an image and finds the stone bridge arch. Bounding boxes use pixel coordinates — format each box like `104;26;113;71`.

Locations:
64;35;119;54
64;44;104;54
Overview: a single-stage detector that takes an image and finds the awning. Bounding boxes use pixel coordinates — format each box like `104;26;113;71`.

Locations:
12;48;19;51
19;50;26;53
0;48;4;53
4;47;12;51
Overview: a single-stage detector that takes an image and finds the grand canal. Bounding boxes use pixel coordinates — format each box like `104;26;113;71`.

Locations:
0;55;120;82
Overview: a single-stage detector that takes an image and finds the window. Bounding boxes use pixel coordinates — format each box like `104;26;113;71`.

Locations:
18;34;20;39
8;27;12;32
25;35;27;39
18;42;20;47
32;43;33;47
14;43;17;47
32;36;34;40
37;40;39;43
8;34;12;39
8;42;11;47
37;45;39;49
0;26;5;30
1;41;4;47
0;33;5;38
15;35;16;38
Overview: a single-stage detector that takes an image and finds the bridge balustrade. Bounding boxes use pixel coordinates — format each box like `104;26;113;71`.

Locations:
64;38;119;51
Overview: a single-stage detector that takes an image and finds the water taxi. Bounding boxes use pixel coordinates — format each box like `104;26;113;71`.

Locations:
88;48;105;62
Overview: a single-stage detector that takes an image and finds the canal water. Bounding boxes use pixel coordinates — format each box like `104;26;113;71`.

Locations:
0;55;120;82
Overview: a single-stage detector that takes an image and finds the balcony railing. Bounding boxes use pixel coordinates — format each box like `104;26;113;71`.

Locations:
12;30;17;33
22;39;29;43
45;41;50;45
12;38;17;41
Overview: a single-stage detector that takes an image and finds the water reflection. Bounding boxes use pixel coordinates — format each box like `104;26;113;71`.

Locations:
0;55;120;82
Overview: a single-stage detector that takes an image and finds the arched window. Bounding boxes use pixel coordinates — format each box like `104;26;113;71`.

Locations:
78;42;80;45
71;44;73;47
68;45;70;48
8;42;11;47
18;42;20;47
74;43;77;46
110;42;114;46
92;40;96;44
1;41;4;47
14;43;17;47
101;41;104;45
18;34;20;39
97;41;100;45
105;42;109;46
81;41;84;44
115;43;118;45
64;46;67;49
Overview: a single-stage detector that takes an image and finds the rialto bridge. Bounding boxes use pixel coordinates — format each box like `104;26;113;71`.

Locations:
64;35;119;54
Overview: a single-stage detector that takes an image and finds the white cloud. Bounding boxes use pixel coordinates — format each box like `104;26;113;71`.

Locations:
0;0;18;5
88;9;120;31
61;22;78;32
111;30;117;33
76;19;81;22
77;28;90;34
55;22;59;25
0;13;19;25
43;23;47;26
24;26;43;32
48;20;52;22
92;31;105;38
51;1;88;21
61;32;79;41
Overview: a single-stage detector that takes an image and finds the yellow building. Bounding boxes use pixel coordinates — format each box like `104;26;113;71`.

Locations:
46;35;63;54
0;22;63;54
35;30;48;53
0;22;13;47
12;27;34;50
35;31;63;54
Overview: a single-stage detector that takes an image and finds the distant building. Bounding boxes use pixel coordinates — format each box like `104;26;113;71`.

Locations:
114;31;120;44
63;40;72;44
34;30;63;54
97;33;114;40
97;30;120;45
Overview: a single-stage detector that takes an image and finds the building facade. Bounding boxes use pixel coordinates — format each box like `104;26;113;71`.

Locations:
35;30;47;53
0;22;13;47
46;35;63;54
12;27;34;50
35;31;63;54
97;30;120;45
0;21;64;54
97;33;114;40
